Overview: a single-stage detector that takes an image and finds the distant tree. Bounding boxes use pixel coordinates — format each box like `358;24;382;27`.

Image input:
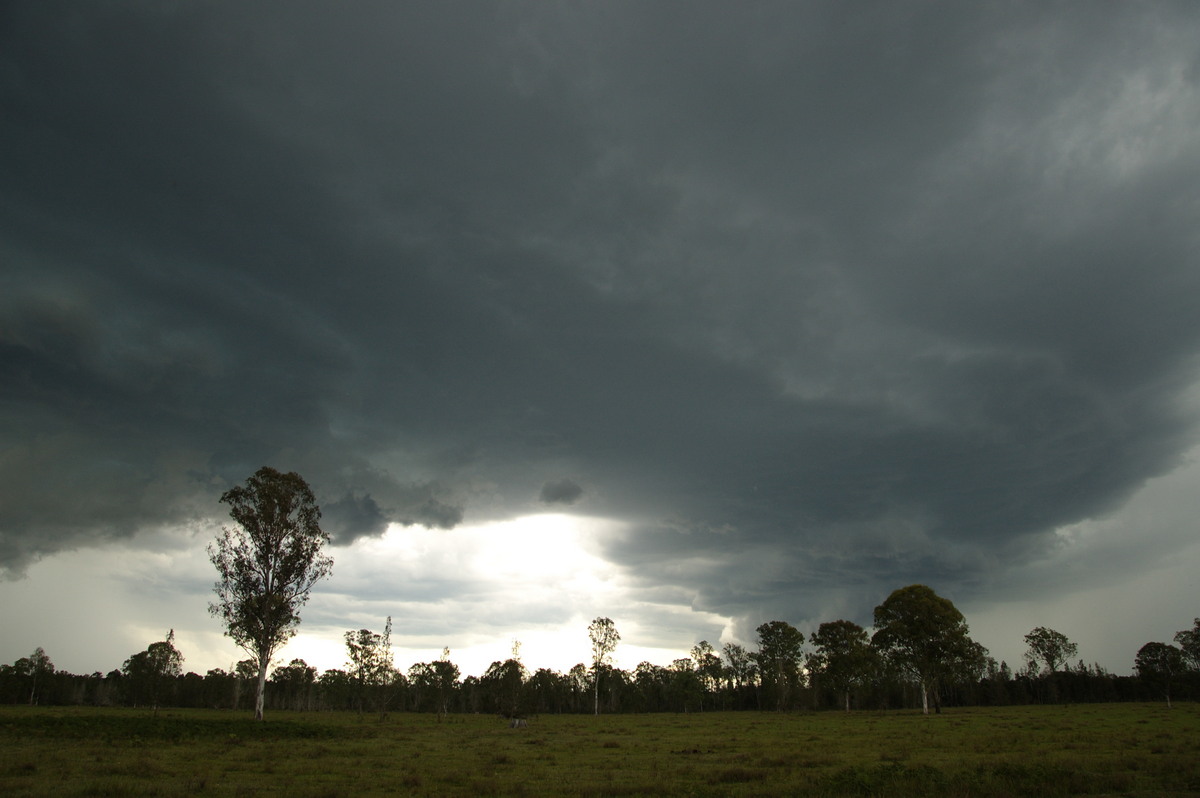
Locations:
982;658;1013;706
433;648;460;718
1135;642;1184;708
122;630;184;713
588;617;620;715
482;640;528;719
406;648;461;718
208;466;334;721
344;617;398;717
177;671;206;709
722;642;754;690
1023;627;1078;675
270;658;318;711
809;620;876;712
12;648;54;705
481;658;527;717
872;584;980;715
690;641;722;708
233;659;259;710
567;663;590;711
666;657;702;712
316;668;353;711
753;621;806;711
1022;626;1078;703
203;667;235;709
1174;618;1200;671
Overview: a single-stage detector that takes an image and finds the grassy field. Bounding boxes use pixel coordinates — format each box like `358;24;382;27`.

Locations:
1;703;1198;796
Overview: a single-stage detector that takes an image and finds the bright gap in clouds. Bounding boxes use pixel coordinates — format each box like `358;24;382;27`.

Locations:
290;513;723;678
0;512;719;678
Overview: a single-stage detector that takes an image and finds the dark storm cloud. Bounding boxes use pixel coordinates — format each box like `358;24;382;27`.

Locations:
2;1;1199;642
540;479;583;506
323;494;388;544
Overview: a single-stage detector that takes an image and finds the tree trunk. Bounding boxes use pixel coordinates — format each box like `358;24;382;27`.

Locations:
593;672;599;715
255;658;268;721
920;681;929;715
844;689;851;713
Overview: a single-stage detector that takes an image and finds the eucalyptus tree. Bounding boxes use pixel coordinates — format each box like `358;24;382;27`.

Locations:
345;617;399;717
1023;627;1078;674
525;667;565;714
209;466;333;721
809;620;876;712
588;616;620;715
481;656;528;719
1135;642;1184;708
270;659;318;711
121;630;184;713
632;661;668;712
407;648;462;718
1022;626;1079;703
690;641;721;688
690;640;722;708
722;642;755;699
669;657;704;712
753;620;806;711
568;663;591;711
872;584;981;715
13;647;54;706
1175;618;1200;670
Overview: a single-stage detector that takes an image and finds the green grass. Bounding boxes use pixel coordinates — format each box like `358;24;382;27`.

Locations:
1;704;1198;796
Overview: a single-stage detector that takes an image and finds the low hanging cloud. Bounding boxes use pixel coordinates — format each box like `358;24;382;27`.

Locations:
396;498;464;532
540;479;584;506
323;484;465;544
322;493;389;544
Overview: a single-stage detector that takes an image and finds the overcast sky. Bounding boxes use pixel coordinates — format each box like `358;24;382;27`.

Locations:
3;1;1199;680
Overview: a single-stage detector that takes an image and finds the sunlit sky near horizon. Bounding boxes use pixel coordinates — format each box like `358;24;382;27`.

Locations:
3;1;1200;681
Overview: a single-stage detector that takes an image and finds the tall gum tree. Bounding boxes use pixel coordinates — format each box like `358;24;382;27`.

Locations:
344;617;397;717
588;617;620;715
872;584;982;715
209;466;333;721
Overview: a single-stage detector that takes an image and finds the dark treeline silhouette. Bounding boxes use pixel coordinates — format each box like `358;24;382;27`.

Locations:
2;647;1189;713
5;595;1197;714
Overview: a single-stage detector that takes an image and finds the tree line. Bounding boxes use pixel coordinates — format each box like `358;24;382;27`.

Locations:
4;609;1198;714
5;467;1196;715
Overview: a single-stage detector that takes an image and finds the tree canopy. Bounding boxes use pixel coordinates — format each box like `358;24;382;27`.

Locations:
1174;618;1200;670
809;619;876;713
122;630;184;713
1023;627;1079;674
1134;641;1184;708
753;620;806;711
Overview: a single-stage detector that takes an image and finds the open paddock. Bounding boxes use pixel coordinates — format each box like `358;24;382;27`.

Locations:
1;703;1197;796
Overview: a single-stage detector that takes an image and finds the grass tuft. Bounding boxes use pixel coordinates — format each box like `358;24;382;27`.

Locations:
709;766;767;784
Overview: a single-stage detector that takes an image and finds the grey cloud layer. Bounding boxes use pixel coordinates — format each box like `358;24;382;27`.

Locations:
2;2;1199;633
